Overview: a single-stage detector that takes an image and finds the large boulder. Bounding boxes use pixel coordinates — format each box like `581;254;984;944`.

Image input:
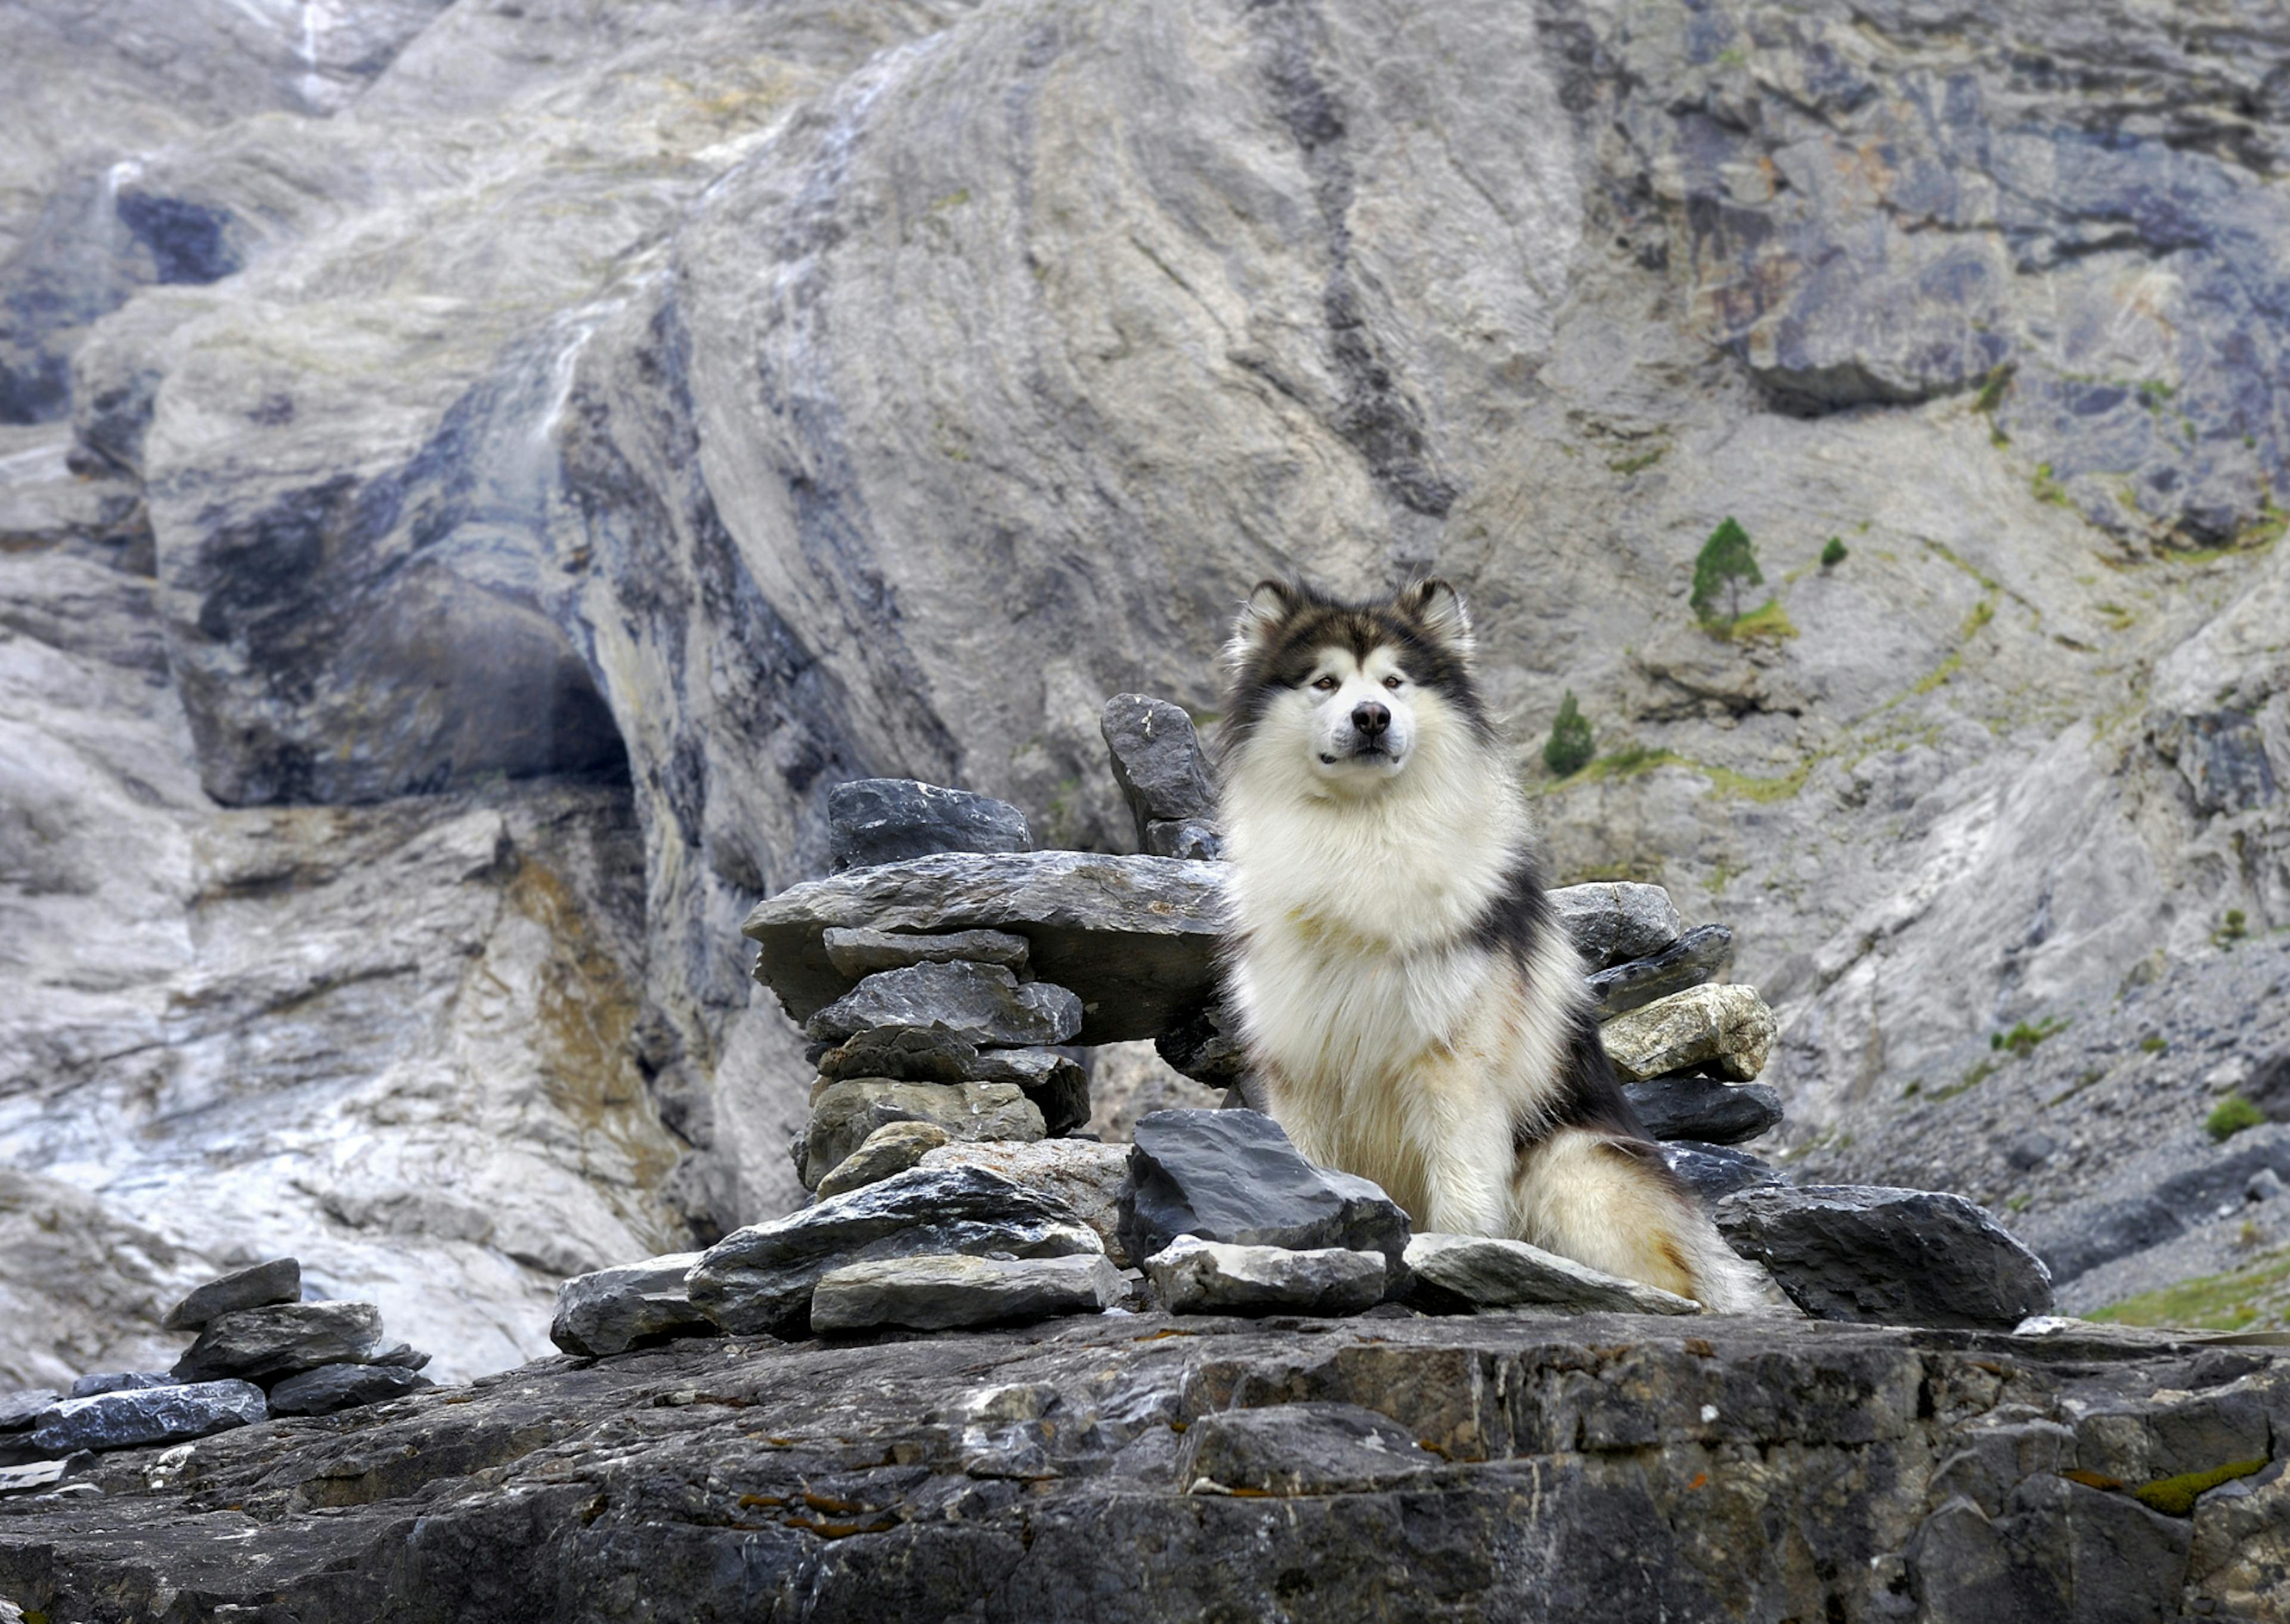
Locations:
745;853;1226;1044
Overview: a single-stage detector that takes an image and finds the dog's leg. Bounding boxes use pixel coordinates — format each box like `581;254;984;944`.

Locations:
1402;1055;1512;1236
1512;1127;1712;1301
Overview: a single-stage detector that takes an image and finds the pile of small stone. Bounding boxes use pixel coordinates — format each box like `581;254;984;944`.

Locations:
0;1258;434;1494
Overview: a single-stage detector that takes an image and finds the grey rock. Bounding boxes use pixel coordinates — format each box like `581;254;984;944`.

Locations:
1099;695;1217;847
1116;1110;1410;1292
64;1372;174;1400
1181;1403;1438;1498
171;1302;385;1385
809;1253;1123;1335
1908;1474;2190;1624
265;1363;434;1418
1144;1236;1385;1318
812;1121;953;1201
1622;1075;1784;1145
2153;710;2279;817
1716;1186;2055;1328
0;1391;59;1432
828;779;1030;873
686;1164;1104;1337
917;1139;1135;1266
814;1028;1091;1135
1144;819;1224;860
1403;1233;1701;1316
2028;1127;2290;1285
1154;1002;1251;1089
2251;1167;2285;1203
744;852;1226;1045
548;1253;714;1359
367;1343;432;1372
0;1459;71;1497
1657;1142;1783;1201
803;960;1082;1048
160;1257;300;1331
1601;985;1778;1084
1550;884;1684;970
1585;925;1733;1019
2006;1133;2060;1172
800;1080;1045;1192
28;1380;265;1455
821;926;1030;978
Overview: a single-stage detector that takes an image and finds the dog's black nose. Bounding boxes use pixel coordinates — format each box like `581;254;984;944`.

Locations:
1352;702;1390;737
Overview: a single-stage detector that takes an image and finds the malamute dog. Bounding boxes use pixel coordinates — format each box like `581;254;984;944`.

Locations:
1218;577;1756;1310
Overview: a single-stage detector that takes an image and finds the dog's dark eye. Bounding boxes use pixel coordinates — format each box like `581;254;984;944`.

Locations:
1383;675;1403;690
1313;676;1339;692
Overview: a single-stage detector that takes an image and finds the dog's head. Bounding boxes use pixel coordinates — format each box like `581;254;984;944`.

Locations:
1221;577;1489;797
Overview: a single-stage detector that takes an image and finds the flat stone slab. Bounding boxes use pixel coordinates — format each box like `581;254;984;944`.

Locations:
810;1253;1124;1334
266;1363;434;1417
64;1372;174;1400
815;1028;1091;1135
802;1078;1045;1191
919;1139;1134;1265
1117;1109;1410;1293
1403;1232;1702;1316
0;1392;58;1432
1623;1075;1784;1145
687;1164;1104;1337
550;1253;717;1358
1586;924;1732;1018
1144;1236;1385;1316
1550;883;1682;969
828;779;1030;872
1715;1185;2055;1328
172;1302;385;1385
822;926;1031;977
1182;1402;1440;1497
1658;1141;1784;1201
29;1381;266;1455
804;960;1082;1047
744;851;1226;1045
813;1120;954;1200
1600;984;1777;1083
161;1257;301;1331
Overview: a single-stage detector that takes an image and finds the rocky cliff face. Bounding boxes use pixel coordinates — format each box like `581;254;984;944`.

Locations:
4;0;2289;1379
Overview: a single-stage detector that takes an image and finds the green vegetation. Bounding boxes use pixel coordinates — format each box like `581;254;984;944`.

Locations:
2133;1459;2268;1517
1931;1057;1998;1102
2214;907;2249;949
1706;597;1799;643
2031;462;2071;507
1820;536;1848;568
1610;445;1667;476
1691;516;1766;629
1991;1016;2067;1057
1973;365;2013;447
2207;1093;2264;1142
2140;1034;2170;1055
2090;1247;2290;1332
1542;690;1595;778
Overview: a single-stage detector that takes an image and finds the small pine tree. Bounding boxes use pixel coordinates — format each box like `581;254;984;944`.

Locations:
1691;516;1764;626
1821;536;1848;568
1543;690;1594;777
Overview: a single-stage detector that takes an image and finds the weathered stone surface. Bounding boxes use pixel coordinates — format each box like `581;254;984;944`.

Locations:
1716;1186;2054;1329
1404;1232;1701;1316
1144;819;1223;861
159;1257;301;1332
63;1372;172;1399
2187;1462;2290;1620
821;926;1030;978
1908;1473;2190;1624
813;1121;953;1201
171;1302;385;1386
0;1459;69;1497
803;960;1082;1048
1118;1110;1410;1291
0;1391;58;1433
1144;1236;1385;1318
744;852;1226;1045
0;1313;2275;1620
265;1363;434;1418
27;1379;264;1455
813;1029;1091;1136
1586;925;1732;1019
1099;695;1217;847
800;1080;1045;1192
686;1165;1103;1338
1154;1002;1251;1090
548;1254;714;1359
828;780;1032;873
918;1139;1134;1266
810;1253;1123;1335
1658;1142;1783;1202
1601;985;1778;1084
1551;884;1684;971
1623;1076;1784;1145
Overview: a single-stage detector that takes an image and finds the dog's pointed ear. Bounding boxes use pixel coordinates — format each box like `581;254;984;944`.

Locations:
1229;579;1300;657
1404;577;1474;656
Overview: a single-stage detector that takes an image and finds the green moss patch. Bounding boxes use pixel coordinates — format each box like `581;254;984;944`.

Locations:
2130;1458;2267;1517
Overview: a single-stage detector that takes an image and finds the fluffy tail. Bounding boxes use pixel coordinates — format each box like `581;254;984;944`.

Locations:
1514;1127;1765;1312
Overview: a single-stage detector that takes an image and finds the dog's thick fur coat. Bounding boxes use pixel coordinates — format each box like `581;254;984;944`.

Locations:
1218;578;1756;1310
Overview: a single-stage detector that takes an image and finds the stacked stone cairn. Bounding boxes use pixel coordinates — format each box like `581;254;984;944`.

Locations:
0;1257;434;1498
549;694;2054;1353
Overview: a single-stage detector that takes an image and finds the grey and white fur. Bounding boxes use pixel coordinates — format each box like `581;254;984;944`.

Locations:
1217;577;1757;1309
